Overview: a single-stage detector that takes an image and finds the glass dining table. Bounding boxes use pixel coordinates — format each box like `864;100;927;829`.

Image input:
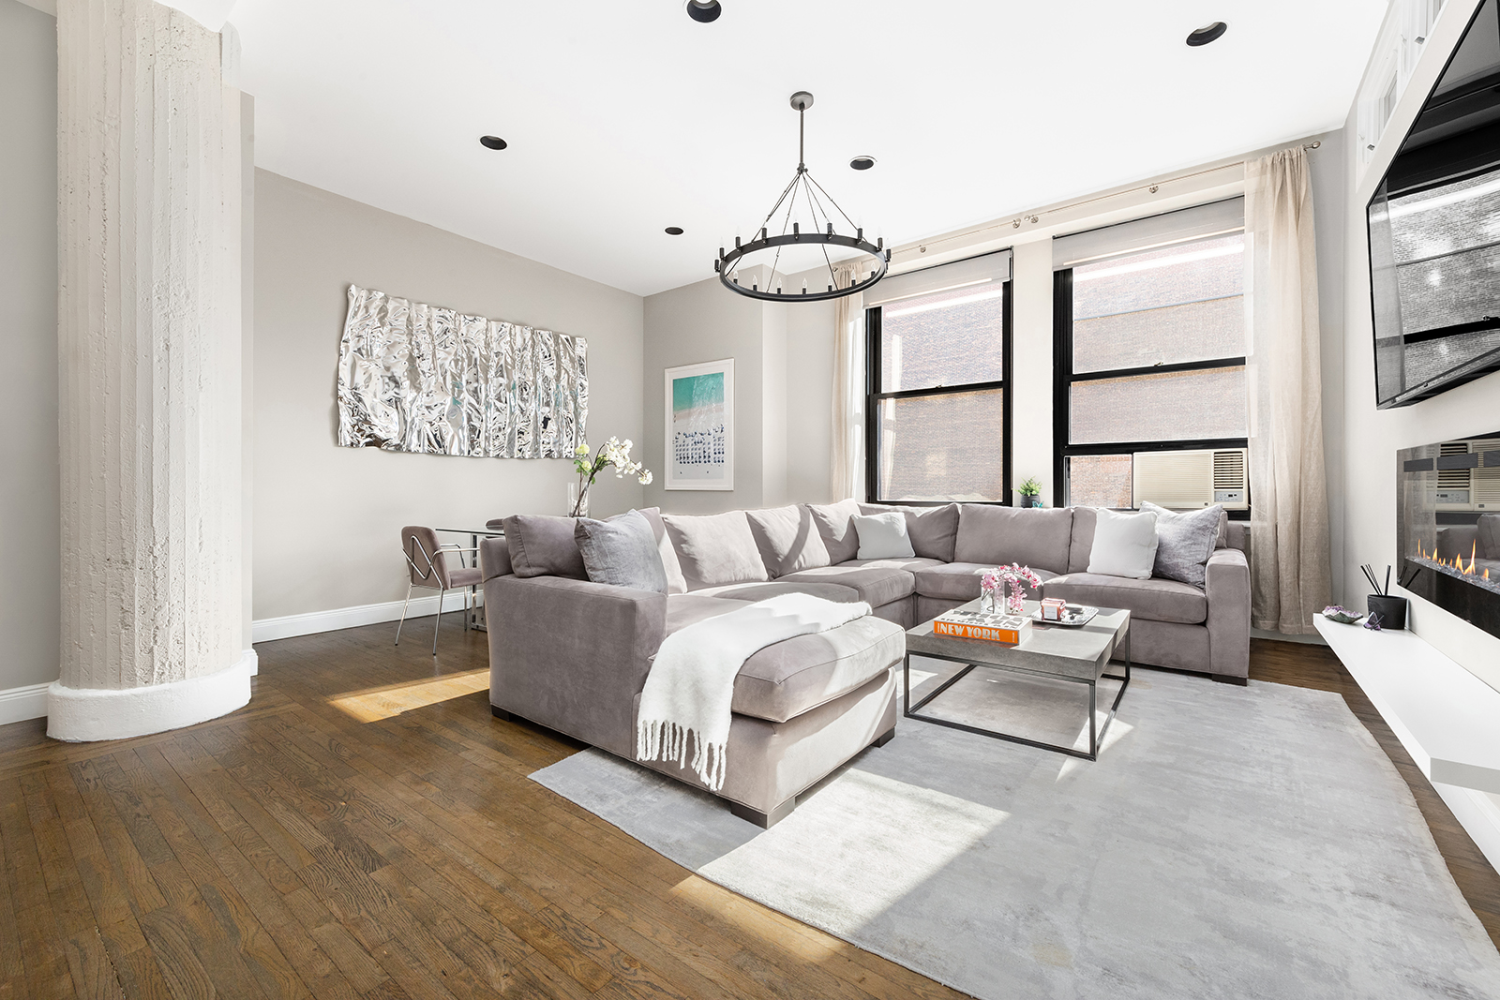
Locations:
434;526;504;630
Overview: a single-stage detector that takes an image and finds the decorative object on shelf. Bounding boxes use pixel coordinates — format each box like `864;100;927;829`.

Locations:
336;284;588;459
570;438;652;517
1016;477;1044;508
1040;597;1067;621
1360;562;1408;630
982;564;1043;615
1321;606;1365;625
714;92;889;303
665;359;734;491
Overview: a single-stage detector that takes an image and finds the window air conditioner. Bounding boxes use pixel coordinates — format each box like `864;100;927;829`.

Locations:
1132;448;1249;511
1433;438;1500;511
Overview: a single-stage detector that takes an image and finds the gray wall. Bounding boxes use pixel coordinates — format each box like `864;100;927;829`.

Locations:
0;0;59;692
253;170;644;622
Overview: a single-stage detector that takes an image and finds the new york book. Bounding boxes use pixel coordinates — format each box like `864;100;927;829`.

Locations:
932;608;1031;644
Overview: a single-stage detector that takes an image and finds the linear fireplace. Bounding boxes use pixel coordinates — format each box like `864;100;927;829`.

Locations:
1397;432;1500;640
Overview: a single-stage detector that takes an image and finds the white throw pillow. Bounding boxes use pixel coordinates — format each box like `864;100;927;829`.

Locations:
1087;508;1159;579
853;511;915;560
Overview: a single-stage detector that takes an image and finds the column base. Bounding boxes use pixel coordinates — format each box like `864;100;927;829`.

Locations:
46;649;258;742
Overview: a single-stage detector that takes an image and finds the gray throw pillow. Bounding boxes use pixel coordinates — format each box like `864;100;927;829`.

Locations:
573;510;668;593
1140;502;1223;589
746;505;831;577
806;499;862;563
636;506;688;594
503;514;587;579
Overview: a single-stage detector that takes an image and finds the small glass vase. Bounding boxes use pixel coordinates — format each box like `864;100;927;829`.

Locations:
980;589;997;613
567;482;590;518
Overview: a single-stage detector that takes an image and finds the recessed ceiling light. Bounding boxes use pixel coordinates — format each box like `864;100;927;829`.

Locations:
665;226;684;235
686;1;721;23
479;135;508;150
850;156;876;171
1186;22;1227;46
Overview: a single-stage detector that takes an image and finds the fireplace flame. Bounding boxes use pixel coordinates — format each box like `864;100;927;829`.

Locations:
1414;539;1481;576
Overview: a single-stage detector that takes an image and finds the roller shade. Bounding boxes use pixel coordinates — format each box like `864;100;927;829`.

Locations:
1052;198;1244;270
865;249;1011;308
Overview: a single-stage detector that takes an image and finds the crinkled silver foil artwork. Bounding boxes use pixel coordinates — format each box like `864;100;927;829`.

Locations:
337;285;588;458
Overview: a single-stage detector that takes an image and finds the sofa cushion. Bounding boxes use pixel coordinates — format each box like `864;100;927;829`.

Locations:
1087;508;1159;580
664;594;743;637
638;507;688;594
841;556;944;573
807;499;862;563
1480;513;1500;560
732;616;904;724
860;503;960;561
954;505;1074;574
745;505;832;578
693;581;862;604
1067;507;1098;573
573;510;668;593
776;565;916;608
503;514;587;579
1141;502;1222;589
1041;573;1208;625
662;510;770;590
914;562;1058;601
853;512;915;559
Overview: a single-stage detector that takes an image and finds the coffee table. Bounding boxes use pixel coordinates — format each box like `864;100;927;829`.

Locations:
903;599;1131;760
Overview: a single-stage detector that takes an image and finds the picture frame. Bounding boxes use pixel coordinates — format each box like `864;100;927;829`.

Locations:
664;359;734;491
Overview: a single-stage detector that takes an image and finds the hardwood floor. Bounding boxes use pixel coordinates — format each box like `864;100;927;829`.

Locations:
0;624;1495;999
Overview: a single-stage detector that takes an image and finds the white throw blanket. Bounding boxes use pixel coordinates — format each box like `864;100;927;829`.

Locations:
636;593;870;793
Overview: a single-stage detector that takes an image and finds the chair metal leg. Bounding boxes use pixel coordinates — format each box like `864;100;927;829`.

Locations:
463;587;470;632
395;581;413;645
432;586;445;656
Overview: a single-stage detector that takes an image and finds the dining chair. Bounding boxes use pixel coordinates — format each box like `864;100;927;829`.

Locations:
396;525;482;655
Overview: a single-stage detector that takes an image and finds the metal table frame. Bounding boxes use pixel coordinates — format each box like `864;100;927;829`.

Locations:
903;619;1131;761
435;527;504;631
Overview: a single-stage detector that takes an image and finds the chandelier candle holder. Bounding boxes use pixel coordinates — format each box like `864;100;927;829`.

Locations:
715;92;890;302
981;564;1044;615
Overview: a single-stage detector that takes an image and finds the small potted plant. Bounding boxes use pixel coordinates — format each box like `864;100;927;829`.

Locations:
1016;477;1043;508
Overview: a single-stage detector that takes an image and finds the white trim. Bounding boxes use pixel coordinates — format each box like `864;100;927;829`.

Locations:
252;590;478;644
1433;782;1500;875
0;683;52;726
46;649;258;742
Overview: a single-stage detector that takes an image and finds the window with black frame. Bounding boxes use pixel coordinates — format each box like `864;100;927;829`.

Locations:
864;252;1012;504
1053;200;1250;511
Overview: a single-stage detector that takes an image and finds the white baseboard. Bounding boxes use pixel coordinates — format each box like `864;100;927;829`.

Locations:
252;590;479;644
0;682;51;726
1434;781;1500;875
47;648;258;742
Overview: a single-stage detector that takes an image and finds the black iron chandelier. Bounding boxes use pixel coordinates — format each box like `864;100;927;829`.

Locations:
714;92;889;302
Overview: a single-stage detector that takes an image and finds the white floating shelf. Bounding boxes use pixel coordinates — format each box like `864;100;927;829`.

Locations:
1315;616;1500;794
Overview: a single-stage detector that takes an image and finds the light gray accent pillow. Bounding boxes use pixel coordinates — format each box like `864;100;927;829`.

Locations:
746;505;831;578
503;514;587;579
662;510;770;590
859;503;960;561
853;511;915;559
1141;502;1223;589
573;510;668;593
636;507;688;594
806;499;863;564
1087;508;1158;580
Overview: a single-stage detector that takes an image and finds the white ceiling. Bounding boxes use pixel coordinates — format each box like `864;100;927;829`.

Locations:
232;0;1389;297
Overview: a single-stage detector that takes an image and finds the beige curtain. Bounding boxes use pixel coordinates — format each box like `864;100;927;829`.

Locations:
831;262;870;501
1245;147;1331;634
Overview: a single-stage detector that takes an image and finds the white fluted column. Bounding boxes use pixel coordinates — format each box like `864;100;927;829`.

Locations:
50;0;251;741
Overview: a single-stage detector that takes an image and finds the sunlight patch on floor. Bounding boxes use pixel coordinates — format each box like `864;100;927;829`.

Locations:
670;873;847;960
328;668;489;721
1056;719;1134;781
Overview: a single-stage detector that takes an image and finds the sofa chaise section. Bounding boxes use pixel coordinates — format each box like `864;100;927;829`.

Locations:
480;536;901;827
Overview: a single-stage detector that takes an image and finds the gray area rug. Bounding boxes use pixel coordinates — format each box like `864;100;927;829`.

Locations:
531;663;1500;999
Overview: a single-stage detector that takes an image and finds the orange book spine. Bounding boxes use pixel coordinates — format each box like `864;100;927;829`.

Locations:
933;620;1024;644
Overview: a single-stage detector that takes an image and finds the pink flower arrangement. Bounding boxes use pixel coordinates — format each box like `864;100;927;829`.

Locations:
981;564;1044;615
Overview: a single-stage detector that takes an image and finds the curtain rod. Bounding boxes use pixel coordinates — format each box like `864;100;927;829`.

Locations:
894;140;1322;258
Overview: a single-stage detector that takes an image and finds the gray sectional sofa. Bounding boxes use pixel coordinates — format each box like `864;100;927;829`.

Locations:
480;499;1250;827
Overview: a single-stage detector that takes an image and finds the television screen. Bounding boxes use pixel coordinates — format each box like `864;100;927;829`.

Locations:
1368;0;1500;408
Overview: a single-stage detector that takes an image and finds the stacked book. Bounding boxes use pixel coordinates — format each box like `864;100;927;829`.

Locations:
932;607;1030;644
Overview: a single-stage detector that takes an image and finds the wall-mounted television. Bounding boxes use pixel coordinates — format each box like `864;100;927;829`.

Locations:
1368;0;1500;408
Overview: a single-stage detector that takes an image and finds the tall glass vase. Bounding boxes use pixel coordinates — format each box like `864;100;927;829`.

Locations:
568;481;590;518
